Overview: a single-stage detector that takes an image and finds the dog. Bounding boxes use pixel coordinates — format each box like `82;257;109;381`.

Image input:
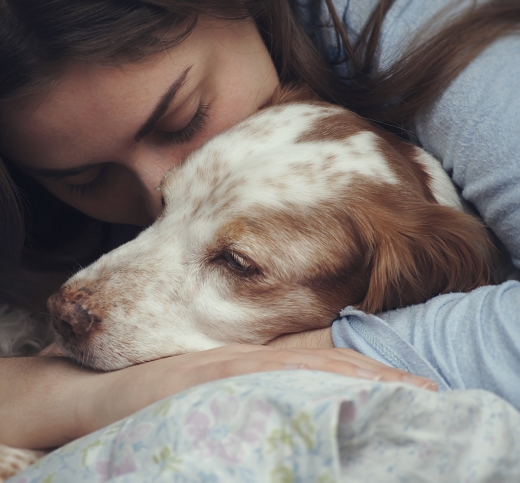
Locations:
0;87;497;480
44;87;495;372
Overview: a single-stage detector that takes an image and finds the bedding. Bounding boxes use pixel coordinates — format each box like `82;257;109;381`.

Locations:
10;371;520;482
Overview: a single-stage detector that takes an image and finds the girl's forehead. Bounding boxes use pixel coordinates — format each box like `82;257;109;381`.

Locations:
5;17;258;124
3;56;194;161
2;18;275;170
10;26;207;117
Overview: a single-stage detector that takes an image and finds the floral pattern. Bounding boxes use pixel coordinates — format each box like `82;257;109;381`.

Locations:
9;371;520;482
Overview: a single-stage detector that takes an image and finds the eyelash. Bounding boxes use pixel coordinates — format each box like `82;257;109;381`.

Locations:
66;103;209;198
67;165;110;198
162;102;209;144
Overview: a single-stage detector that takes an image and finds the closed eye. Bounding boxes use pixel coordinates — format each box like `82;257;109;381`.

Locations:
219;250;259;275
208;248;262;277
159;102;209;145
63;164;110;198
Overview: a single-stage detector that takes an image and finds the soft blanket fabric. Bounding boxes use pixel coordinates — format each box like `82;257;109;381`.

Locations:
10;371;520;482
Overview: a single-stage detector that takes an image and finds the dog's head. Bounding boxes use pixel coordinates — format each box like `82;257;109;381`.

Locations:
48;96;496;370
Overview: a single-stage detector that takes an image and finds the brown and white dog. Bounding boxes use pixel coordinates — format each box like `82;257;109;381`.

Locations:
45;88;495;372
0;88;496;481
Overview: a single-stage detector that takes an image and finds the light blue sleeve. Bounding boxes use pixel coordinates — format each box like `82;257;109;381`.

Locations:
332;281;520;409
412;34;520;268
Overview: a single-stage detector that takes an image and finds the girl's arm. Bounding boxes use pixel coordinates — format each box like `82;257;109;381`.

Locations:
0;357;89;449
331;282;520;407
412;32;520;267
0;345;437;449
275;282;520;408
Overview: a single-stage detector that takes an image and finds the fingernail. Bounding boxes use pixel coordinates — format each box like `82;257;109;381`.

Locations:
284;363;310;370
355;368;383;381
422;381;439;392
401;375;437;389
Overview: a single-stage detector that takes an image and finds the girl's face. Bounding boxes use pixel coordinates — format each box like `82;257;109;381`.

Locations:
2;19;279;226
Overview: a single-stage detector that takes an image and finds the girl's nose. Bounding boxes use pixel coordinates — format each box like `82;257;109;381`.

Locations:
141;180;164;221
128;149;179;221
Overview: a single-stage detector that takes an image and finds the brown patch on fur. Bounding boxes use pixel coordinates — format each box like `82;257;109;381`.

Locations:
277;89;435;206
265;85;438;206
262;178;291;192
292;101;435;205
210;175;496;341
341;183;496;313
374;129;437;204
296;110;367;144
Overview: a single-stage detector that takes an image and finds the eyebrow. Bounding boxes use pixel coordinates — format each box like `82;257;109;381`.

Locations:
12;66;193;179
134;66;192;142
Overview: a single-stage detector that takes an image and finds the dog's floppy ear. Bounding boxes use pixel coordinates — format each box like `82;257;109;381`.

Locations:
356;201;497;314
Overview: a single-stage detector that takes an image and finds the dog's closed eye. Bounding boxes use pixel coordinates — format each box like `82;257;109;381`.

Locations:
221;250;258;274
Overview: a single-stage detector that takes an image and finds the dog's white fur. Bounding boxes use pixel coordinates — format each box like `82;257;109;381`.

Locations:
47;95;493;372
0;94;495;479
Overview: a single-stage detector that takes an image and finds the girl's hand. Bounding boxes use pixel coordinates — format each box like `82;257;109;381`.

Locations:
1;342;438;449
79;344;438;439
269;327;439;389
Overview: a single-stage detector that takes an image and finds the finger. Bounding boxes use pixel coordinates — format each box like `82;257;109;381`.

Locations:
263;348;438;391
230;350;437;391
163;346;439;392
192;357;363;384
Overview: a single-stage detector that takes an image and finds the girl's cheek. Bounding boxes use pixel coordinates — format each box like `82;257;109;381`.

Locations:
36;177;150;226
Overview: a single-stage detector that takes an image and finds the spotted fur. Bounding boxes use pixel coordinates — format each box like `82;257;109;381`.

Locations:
47;94;495;371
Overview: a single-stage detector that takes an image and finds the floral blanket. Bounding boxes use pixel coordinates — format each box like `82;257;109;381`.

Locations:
10;371;520;482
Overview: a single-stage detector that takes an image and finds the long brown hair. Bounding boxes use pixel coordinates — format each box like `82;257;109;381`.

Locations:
1;0;519;311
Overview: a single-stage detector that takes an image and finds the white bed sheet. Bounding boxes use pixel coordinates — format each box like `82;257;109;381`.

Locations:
10;371;520;482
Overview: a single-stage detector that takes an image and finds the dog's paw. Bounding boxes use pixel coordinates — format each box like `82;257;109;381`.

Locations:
0;444;45;482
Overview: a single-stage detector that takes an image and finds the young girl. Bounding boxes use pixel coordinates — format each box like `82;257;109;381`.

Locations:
0;0;518;450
